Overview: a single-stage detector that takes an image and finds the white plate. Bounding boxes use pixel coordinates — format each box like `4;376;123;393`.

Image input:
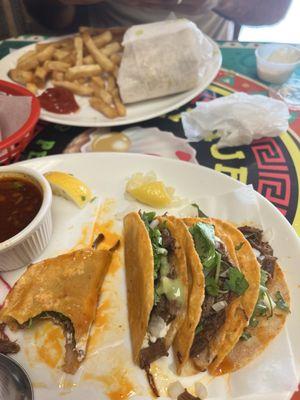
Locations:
0;153;299;400
0;37;221;127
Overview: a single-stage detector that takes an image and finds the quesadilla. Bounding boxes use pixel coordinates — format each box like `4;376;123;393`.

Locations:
173;218;260;375
123;211;188;377
0;248;111;374
214;226;290;375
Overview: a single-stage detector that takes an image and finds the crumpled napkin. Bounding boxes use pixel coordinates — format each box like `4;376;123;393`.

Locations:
182;93;290;148
0;93;32;141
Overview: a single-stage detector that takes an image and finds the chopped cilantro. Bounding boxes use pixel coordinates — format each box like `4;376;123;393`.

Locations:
214;251;221;282
189;223;218;272
81;195;86;201
235;242;244;251
240;331;251;341
191;203;208;218
205;276;219;296
260;269;270;286
195;323;204;335
274;291;290;312
140;211;156;228
225;267;249;295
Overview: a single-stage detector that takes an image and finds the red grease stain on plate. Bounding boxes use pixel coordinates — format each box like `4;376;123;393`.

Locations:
175;150;191;161
93;221;121;251
34;321;64;369
88;299;111;351
83;368;136;399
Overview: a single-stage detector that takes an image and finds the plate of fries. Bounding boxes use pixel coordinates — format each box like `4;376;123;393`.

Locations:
0;27;221;127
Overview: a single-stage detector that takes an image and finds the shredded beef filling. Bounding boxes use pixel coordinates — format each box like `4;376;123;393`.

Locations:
190;245;235;359
152;294;180;325
177;389;201;400
139;338;168;369
190;309;226;358
0;323;20;355
238;226;276;279
161;227;175;252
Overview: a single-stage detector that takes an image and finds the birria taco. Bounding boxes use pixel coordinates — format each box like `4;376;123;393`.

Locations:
0;248;111;374
123;211;188;380
173;217;261;375
214;226;290;375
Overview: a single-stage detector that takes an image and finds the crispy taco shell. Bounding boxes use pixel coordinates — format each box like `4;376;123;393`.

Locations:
0;249;111;371
173;217;260;375
214;261;290;375
123;212;187;365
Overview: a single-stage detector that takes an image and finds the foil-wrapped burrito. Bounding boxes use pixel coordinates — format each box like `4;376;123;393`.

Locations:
117;19;214;104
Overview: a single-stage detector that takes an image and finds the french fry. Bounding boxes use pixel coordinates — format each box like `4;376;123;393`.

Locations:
107;75;116;92
18;54;39;71
45;61;71;72
95;89;113;106
65;64;101;81
89;97;117;119
91;76;105;89
17;50;37;65
82;32;114;72
37;45;55;63
63;52;76;65
8;68;33;84
101;42;122;56
110;53;122;65
93;30;113;48
53;80;94;96
26;82;38;95
34;66;48;88
74;36;83;66
52;70;64;81
112;89;126;117
53;49;70;61
11;28;126;118
83;55;94;65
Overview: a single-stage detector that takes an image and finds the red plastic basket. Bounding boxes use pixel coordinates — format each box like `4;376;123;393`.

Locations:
0;79;40;165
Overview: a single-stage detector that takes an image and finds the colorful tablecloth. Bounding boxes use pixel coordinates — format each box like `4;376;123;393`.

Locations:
0;37;300;399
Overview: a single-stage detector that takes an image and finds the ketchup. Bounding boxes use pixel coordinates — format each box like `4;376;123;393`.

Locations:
38;87;79;114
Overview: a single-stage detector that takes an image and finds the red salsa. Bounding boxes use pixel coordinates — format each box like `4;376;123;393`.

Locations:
38;87;79;114
0;177;42;243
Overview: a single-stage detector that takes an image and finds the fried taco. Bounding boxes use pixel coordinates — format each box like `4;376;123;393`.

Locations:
214;226;290;375
0;248;111;374
123;211;188;377
173;218;260;375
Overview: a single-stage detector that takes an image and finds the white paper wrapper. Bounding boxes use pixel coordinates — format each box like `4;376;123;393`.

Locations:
0;93;32;141
118;19;213;103
182;93;290;148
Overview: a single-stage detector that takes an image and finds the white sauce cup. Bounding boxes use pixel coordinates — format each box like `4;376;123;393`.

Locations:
0;166;52;271
255;44;300;84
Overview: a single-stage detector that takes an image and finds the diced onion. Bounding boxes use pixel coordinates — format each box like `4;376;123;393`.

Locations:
150;219;159;229
212;300;228;312
148;315;168;339
219;270;228;278
167;381;184;399
252;248;261;258
195;381;208;399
